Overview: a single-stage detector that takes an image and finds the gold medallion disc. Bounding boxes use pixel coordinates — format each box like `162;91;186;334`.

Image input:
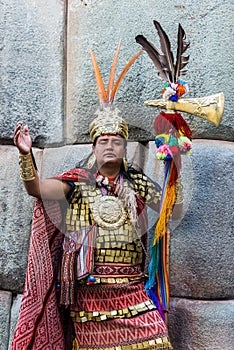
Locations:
91;196;127;230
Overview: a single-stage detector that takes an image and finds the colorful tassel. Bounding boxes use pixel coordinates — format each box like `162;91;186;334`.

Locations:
146;159;176;318
147;111;192;319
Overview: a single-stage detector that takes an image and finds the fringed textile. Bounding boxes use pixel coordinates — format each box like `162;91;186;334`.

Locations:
145;159;176;321
154;161;176;245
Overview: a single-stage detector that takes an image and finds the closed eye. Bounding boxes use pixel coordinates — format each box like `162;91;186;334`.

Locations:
113;141;122;146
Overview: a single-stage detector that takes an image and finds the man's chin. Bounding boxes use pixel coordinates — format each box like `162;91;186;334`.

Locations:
103;156;119;162
101;158;122;167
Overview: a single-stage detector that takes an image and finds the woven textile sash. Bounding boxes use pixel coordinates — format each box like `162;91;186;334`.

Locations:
11;199;65;350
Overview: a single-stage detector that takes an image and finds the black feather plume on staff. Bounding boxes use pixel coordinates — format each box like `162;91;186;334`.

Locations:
135;20;190;84
175;23;190;81
135;34;170;82
153;20;175;83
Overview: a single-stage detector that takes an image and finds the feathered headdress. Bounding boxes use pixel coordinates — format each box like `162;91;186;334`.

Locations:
136;21;192;321
89;41;142;142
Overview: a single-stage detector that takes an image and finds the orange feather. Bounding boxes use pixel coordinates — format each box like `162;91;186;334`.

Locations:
89;49;108;107
107;40;122;101
110;50;143;103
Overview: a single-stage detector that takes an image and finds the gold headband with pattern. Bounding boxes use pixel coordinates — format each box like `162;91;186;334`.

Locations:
89;108;128;142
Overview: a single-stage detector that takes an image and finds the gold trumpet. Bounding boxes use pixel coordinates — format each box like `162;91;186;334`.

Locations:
145;92;225;126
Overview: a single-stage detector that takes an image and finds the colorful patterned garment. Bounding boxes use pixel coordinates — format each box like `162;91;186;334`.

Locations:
11;168;173;350
61;169;173;349
71;283;172;349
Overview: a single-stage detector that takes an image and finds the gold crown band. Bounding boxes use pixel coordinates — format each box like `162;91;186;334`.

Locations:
89;109;128;142
19;153;35;181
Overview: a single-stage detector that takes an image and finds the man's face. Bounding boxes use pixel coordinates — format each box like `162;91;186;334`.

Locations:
93;134;126;169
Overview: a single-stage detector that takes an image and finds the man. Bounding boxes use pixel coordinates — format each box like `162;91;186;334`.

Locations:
12;42;183;349
12;110;183;349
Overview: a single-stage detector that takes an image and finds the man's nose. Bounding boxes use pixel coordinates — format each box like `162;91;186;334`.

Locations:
106;140;114;149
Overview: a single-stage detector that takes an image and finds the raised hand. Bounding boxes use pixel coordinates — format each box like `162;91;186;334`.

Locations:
14;121;32;155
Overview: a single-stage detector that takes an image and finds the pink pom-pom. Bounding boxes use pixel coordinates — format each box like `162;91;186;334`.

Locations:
178;136;192;154
156;144;173;160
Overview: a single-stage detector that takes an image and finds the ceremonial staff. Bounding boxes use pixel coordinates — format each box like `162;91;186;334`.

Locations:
136;20;224;321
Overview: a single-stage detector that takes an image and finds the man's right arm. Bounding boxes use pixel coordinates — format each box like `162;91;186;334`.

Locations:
22;162;71;200
14;121;71;200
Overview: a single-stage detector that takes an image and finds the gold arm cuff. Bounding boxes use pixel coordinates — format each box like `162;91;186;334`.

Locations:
19;153;35;181
175;177;183;204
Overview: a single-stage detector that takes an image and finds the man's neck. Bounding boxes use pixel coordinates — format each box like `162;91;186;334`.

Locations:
98;163;121;178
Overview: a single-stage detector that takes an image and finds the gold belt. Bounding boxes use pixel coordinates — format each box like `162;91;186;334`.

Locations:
70;299;156;323
78;276;144;285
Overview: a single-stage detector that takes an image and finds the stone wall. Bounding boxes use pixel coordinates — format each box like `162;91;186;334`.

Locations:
0;0;233;349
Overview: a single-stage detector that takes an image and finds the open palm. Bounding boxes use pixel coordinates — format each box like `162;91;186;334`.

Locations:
14;121;32;155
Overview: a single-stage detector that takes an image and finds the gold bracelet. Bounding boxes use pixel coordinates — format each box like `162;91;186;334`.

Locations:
175;176;183;204
19;153;35;181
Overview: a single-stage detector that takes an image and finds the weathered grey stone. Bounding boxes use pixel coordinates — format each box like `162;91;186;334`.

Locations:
7;294;22;350
169;298;234;350
0;146;43;293
40;144;92;179
169;140;234;299
0;0;65;146
0;291;12;350
66;0;233;144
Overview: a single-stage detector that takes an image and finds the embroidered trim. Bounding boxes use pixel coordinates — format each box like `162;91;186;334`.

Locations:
70;300;156;323
72;337;173;349
93;263;143;276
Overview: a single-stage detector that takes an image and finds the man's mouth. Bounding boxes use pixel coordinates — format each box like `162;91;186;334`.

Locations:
104;153;116;157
